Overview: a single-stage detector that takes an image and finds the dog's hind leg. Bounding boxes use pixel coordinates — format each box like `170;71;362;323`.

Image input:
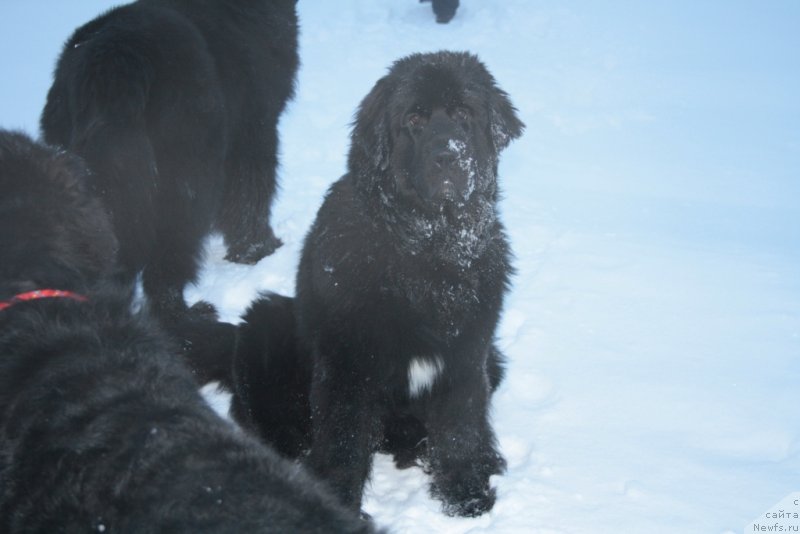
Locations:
42;90;159;288
219;115;282;265
140;141;224;324
141;225;200;322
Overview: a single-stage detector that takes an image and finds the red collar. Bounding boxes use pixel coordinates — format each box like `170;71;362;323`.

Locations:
0;289;88;311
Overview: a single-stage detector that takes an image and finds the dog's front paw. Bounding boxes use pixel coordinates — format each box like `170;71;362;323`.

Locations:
225;234;283;264
430;469;497;517
187;299;219;320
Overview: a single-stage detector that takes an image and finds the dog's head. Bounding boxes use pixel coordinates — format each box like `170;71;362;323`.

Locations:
0;131;117;293
350;51;523;214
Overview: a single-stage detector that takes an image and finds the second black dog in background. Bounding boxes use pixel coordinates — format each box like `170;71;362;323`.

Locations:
41;0;299;324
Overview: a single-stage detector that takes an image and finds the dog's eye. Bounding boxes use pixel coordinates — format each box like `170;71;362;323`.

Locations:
405;112;427;129
452;106;472;121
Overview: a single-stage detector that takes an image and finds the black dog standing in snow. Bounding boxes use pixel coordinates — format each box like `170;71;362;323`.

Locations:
294;51;524;517
41;0;298;323
0;131;376;533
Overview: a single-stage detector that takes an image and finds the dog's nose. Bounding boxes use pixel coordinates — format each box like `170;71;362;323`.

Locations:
435;150;457;168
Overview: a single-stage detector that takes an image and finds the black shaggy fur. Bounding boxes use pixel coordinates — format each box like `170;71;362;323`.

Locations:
40;0;299;323
0;131;377;533
290;51;524;517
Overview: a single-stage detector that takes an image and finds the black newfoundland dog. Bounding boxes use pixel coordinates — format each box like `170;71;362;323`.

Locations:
297;50;522;518
41;0;299;322
230;51;523;518
0;131;376;533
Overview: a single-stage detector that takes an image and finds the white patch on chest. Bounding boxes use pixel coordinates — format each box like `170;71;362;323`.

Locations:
408;356;445;398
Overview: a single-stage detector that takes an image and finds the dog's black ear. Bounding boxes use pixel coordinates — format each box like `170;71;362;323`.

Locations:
0;131;86;195
46;149;91;194
488;87;524;152
351;76;392;171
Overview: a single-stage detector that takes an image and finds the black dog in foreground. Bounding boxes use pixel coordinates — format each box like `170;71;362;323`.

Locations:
230;51;523;518
41;0;299;323
0;131;376;533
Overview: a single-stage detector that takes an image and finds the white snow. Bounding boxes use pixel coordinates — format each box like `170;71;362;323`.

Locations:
1;1;799;533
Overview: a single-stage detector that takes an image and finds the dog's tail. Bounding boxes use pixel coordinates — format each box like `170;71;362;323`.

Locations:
41;21;160;275
231;292;312;458
167;302;238;388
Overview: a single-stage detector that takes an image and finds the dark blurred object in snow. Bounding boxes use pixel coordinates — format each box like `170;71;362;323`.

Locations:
420;0;459;23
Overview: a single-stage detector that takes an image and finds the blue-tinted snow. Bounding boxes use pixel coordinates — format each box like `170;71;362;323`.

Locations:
1;1;798;532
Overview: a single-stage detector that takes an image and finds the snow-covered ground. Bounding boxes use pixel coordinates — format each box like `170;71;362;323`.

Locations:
2;1;799;532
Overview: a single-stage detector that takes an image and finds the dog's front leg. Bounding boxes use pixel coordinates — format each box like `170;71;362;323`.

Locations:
423;361;506;517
